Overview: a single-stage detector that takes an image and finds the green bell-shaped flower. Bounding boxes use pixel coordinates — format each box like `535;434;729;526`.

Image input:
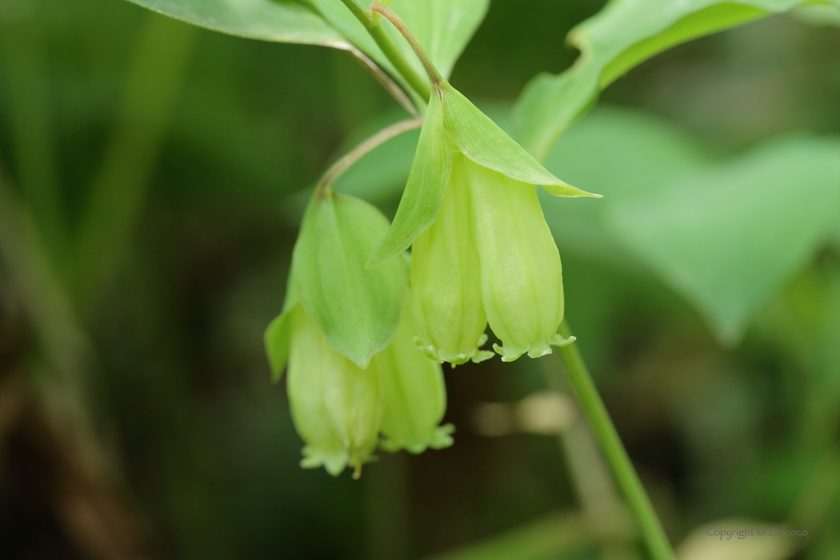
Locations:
465;160;566;361
286;304;382;478
368;78;599;362
411;153;493;365
264;190;408;477
375;290;455;452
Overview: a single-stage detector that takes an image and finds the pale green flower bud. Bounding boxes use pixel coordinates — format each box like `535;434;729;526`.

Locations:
375;291;455;453
411;153;493;366
465;159;566;361
286;304;383;478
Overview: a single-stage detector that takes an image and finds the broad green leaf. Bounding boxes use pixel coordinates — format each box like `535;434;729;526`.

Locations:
126;0;344;46
439;82;599;198
608;135;840;344
385;0;490;79
293;192;408;368
367;89;451;268
541;105;712;270
264;275;300;381
514;0;840;161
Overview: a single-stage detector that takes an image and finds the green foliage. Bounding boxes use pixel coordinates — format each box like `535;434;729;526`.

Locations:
439;82;598;198
293;191;407;368
541;106;713;271
513;0;840;161
609;135;840;344
383;0;490;79
369;80;598;267
264;278;298;381
5;0;840;556
368;89;451;266
125;0;343;45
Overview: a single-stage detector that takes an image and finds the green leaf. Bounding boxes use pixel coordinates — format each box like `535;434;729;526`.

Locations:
608;135;840;344
265;308;293;382
367;89;451;268
439;82;599;198
794;3;840;27
293;191;408;368
126;0;345;46
513;0;840;161
541;105;712;270
385;0;490;79
264;275;300;382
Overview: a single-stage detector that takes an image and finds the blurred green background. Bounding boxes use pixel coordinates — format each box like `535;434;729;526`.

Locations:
1;0;840;559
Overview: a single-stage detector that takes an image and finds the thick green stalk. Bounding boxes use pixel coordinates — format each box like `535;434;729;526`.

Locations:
556;321;675;560
338;0;431;100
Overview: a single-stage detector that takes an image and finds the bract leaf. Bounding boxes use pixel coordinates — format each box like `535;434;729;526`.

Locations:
439;82;600;198
265;310;292;382
293;192;408;367
263;275;300;382
367;89;452;267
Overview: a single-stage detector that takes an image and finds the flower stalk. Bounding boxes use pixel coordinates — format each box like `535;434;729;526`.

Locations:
555;321;676;560
317;117;423;196
369;3;442;86
338;0;431;101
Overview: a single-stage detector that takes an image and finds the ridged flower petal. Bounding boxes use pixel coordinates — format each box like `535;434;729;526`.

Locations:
411;153;492;365
375;292;454;453
287;304;383;477
465;160;565;361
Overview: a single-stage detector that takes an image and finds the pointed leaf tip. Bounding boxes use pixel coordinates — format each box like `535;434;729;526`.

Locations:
294;193;407;368
367;90;453;267
265;310;293;382
438;81;601;198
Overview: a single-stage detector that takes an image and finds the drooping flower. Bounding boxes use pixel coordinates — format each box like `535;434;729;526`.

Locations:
264;189;455;476
465;160;568;360
263;189;404;477
411;153;493;365
286;303;382;477
368;79;598;362
375;289;454;452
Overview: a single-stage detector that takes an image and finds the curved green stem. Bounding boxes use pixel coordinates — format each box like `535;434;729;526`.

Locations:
338;0;431;100
369;3;442;86
555;320;675;560
317;117;423;196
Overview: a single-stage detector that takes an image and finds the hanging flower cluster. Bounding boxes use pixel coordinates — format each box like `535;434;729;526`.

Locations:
265;191;452;477
264;5;599;477
368;80;599;364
